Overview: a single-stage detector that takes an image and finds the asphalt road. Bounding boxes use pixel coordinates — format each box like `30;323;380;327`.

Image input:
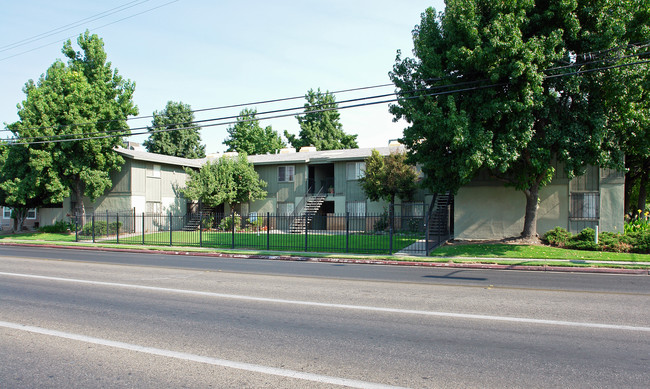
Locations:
0;246;649;388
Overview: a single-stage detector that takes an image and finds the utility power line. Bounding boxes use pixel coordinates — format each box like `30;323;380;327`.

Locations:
0;0;178;62
4;46;649;146
0;1;151;53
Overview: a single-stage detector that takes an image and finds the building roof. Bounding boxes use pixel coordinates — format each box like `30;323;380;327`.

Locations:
115;145;406;168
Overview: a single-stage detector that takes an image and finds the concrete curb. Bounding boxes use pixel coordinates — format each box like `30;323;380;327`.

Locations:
1;242;648;275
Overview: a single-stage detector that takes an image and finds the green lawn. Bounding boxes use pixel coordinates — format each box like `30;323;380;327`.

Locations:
0;232;77;242
110;230;421;255
430;243;650;262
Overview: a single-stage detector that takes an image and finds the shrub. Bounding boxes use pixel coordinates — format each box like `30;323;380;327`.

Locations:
629;230;650;254
598;232;633;253
79;220;122;236
218;213;241;231
39;220;73;233
542;227;571;247
373;212;389;232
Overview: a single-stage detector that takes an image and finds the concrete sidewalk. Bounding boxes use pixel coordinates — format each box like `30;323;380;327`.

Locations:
1;240;649;275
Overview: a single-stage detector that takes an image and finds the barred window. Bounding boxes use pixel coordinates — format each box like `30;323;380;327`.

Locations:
346;162;365;180
346;201;366;216
570;192;599;219
277;202;294;215
278;166;295;182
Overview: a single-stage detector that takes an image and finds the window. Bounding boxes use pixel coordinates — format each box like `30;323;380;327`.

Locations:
346;201;366;216
277;202;295;215
147;164;161;178
346;162;365;180
278;166;295;182
401;203;424;217
146;201;162;214
3;207;37;219
570;192;599;219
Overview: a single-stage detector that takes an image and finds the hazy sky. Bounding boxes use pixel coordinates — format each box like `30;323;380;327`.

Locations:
0;0;445;154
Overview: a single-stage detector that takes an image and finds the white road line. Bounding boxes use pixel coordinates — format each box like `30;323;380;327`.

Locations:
1;271;649;332
0;320;405;389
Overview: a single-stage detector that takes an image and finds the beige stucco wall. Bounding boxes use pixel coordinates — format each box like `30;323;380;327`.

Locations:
599;182;625;234
454;182;569;240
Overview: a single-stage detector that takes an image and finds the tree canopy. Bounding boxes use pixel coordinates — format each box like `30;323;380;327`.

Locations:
285;88;358;151
223;108;286;155
390;1;642;238
359;149;419;206
143;101;206;159
7;31;138;220
182;154;267;208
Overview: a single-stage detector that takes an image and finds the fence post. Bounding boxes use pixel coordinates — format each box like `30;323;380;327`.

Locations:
116;213;119;244
389;204;393;255
199;210;203;248
92;214;96;243
106;210;109;239
231;209;235;249
75;215;78;242
266;212;270;251
345;212;350;253
142;212;145;245
304;213;308;252
169;212;173;247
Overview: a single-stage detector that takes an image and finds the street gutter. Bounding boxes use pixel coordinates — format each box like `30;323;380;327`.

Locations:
1;240;648;275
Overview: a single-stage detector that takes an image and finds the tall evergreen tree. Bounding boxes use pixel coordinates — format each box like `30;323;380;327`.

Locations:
223;108;285;155
285;88;358;151
143;101;206;159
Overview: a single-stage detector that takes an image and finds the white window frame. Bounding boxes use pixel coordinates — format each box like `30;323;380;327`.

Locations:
2;207;37;219
278;166;295;182
277;202;295;216
346;201;366;217
146;201;162;214
346;162;365;180
147;164;161;178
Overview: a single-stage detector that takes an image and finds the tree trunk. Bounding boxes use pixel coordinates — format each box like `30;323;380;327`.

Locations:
624;169;635;215
73;179;86;225
11;208;27;232
521;183;540;239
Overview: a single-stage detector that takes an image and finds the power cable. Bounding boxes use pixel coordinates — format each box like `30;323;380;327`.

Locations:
4;47;649;145
0;1;151;53
0;0;178;62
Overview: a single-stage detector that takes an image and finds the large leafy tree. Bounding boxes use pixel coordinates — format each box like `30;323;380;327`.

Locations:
223;108;285;155
360;149;419;206
604;2;650;213
182;154;267;209
285;88;358;150
390;1;638;238
7;31;138;221
143;101;206;158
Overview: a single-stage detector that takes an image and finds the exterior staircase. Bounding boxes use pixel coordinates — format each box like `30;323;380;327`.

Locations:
425;192;453;252
288;194;327;233
182;205;217;231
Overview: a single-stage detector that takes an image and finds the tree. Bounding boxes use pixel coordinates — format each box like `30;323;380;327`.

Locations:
182;154;267;209
0;144;66;231
143;101;206;158
8;31;138;222
284;88;358;150
390;1;637;239
359;149;419;206
223;108;285;155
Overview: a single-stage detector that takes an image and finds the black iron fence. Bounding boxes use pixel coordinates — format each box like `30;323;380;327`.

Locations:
73;209;430;255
